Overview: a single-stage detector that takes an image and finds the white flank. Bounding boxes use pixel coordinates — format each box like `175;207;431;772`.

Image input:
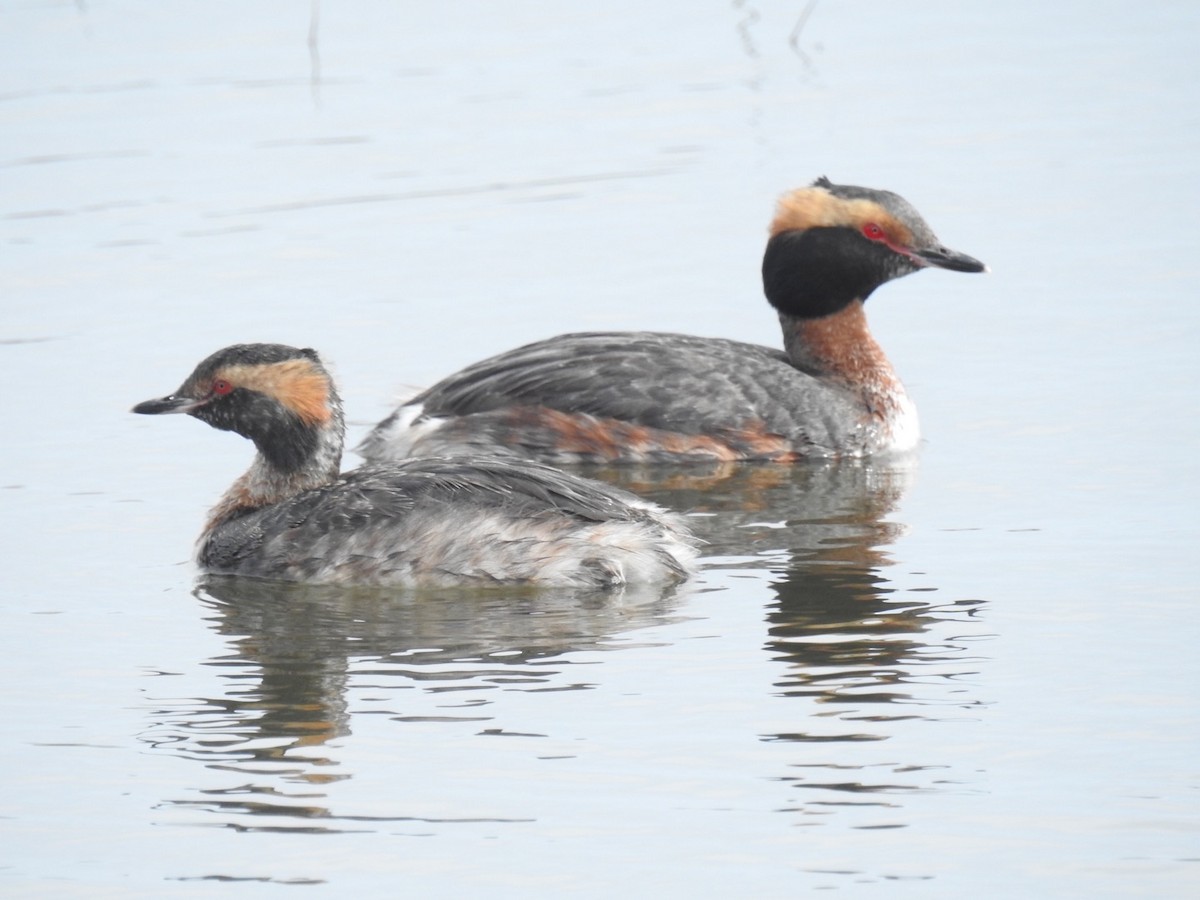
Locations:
358;403;447;461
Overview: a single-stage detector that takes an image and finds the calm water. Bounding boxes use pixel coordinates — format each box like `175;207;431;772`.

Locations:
3;1;1199;896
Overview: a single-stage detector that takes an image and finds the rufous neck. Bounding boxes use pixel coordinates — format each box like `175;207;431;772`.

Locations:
780;301;901;395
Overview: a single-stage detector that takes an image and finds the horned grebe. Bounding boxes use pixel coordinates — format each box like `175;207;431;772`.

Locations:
359;178;985;464
132;343;696;587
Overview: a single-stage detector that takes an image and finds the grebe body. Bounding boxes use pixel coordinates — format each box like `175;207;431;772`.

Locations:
360;178;985;465
133;344;696;587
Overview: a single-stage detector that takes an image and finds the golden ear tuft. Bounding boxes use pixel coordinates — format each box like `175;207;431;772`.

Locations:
274;364;333;425
221;359;333;425
769;186;843;236
769;187;910;245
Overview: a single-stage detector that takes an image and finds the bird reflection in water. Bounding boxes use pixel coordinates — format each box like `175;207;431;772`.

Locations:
603;458;990;822
141;457;988;833
140;574;689;830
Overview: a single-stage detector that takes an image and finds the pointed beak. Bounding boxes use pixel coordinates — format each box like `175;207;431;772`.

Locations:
912;244;988;274
132;394;202;415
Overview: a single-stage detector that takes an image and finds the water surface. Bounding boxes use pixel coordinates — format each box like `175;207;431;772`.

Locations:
3;1;1198;896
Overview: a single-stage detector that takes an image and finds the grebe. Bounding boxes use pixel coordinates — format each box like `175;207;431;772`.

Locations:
359;178;986;464
132;343;696;587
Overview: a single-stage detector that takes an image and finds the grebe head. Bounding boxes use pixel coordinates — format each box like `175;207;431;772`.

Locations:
763;176;986;319
132;343;344;477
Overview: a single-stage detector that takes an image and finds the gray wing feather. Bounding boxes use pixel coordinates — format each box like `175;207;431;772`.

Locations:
404;332;851;439
203;457;659;561
198;456;692;584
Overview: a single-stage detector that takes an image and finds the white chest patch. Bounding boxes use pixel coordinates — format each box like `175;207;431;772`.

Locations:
885;393;921;453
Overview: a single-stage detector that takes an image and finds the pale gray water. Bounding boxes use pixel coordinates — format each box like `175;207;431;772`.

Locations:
3;1;1199;896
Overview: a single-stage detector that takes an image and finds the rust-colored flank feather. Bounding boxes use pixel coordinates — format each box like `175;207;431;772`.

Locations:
514;408;740;461
499;408;801;464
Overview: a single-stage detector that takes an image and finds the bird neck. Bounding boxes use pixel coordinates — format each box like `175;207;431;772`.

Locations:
207;406;345;530
779;302;907;407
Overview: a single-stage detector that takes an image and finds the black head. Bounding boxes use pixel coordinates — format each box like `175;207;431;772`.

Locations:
762;177;986;319
133;343;339;472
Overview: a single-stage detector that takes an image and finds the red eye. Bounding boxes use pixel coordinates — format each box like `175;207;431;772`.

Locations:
862;223;886;241
212;379;233;396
